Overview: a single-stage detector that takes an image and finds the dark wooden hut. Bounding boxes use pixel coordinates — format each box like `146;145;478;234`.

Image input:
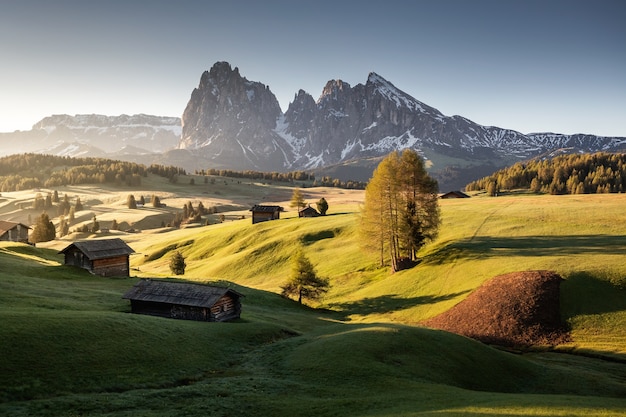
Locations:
0;221;30;243
250;205;283;224
59;238;134;277
298;205;320;218
122;279;243;322
439;190;470;199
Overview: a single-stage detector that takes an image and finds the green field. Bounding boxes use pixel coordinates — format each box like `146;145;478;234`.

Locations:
1;182;626;416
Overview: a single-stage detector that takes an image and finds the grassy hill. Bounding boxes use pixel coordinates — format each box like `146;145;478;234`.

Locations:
1;178;626;416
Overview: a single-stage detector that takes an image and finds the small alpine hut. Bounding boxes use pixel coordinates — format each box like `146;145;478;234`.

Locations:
250;204;283;224
298;205;320;218
439;190;470;199
0;221;30;243
122;279;243;322
59;238;134;277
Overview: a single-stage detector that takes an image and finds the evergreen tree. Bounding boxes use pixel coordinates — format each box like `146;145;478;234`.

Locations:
75;197;83;211
169;251;186;275
127;194;137;209
30;212;56;243
316;197;329;215
281;249;330;304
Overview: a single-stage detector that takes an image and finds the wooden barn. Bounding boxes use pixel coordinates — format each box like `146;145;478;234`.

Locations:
298;205;320;218
59;238;134;277
439;190;470;199
250;205;283;224
0;221;30;243
122;279;243;322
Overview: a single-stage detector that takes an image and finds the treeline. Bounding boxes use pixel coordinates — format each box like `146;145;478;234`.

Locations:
466;152;626;195
195;168;366;189
0;153;186;192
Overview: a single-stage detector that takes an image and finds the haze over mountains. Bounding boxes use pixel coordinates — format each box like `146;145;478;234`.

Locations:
2;61;624;190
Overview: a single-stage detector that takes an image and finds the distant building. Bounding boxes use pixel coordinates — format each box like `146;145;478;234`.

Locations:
123;279;243;322
298;205;320;218
0;221;30;243
439;191;470;199
59;238;135;277
249;205;283;224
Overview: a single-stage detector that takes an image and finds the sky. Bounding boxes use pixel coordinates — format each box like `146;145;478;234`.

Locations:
1;0;625;137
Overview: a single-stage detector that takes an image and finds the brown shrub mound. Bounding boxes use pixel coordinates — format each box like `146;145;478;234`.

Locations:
422;270;570;347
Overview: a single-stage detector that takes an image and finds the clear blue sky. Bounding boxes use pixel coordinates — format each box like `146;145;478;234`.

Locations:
1;0;624;136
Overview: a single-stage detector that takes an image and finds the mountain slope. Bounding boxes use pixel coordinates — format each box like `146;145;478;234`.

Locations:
180;62;626;185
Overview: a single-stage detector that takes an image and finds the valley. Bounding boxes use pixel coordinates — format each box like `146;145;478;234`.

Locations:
1;172;626;416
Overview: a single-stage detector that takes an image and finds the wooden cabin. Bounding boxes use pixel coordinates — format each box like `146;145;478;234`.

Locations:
59;238;134;277
0;221;30;243
298;205;320;218
439;190;470;199
122;279;243;322
250;205;283;224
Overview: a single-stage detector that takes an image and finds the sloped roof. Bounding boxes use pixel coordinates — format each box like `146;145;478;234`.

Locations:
299;206;319;215
59;238;134;260
122;279;243;308
250;205;283;212
439;190;470;198
0;221;31;234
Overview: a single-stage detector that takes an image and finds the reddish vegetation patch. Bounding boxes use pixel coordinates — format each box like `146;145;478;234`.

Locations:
422;270;571;347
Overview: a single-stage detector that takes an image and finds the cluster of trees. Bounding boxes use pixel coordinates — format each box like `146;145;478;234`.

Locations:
0;154;186;192
195;168;314;183
290;188;329;215
466;152;626;195
312;176;366;190
170;200;216;228
360;150;441;272
194;168;366;190
127;194;164;209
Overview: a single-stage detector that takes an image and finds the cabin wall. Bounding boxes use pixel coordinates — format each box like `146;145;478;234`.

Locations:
129;295;241;322
64;248;92;270
252;212;277;224
92;255;130;277
0;226;29;242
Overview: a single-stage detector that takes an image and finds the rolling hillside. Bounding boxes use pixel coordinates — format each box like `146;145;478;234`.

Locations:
1;179;626;416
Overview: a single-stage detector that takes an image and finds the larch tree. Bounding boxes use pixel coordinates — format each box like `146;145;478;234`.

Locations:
281;249;329;305
290;187;306;212
30;212;56;243
360;149;440;272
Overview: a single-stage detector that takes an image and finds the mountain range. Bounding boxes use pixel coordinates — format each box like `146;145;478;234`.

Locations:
2;61;625;190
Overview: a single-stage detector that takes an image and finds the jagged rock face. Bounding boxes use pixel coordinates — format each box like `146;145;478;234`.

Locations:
179;62;626;176
180;62;292;171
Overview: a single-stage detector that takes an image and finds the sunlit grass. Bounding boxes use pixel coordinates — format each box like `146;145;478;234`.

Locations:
2;191;626;416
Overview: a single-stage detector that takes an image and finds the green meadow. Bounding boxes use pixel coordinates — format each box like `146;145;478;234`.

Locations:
1;180;626;416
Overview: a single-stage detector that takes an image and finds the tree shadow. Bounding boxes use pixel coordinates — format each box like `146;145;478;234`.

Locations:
424;235;626;265
561;271;626;317
327;290;470;320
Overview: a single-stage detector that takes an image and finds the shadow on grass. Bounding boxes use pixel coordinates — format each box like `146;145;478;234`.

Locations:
425;234;626;264
561;271;626;316
327;291;470;319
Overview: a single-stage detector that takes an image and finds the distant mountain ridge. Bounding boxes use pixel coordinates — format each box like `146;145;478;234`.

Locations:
179;62;626;187
0;114;181;158
2;62;625;190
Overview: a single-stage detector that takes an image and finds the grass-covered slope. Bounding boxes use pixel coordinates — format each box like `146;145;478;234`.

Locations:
2;192;626;416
